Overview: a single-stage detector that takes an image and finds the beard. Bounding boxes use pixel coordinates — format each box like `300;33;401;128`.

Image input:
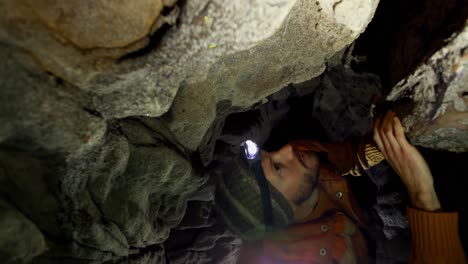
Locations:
292;152;320;206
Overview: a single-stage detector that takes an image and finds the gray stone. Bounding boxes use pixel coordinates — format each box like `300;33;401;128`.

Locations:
0;149;62;239
175;201;214;231
167;223;241;264
0;0;379;132
312;65;382;141
114;245;166;264
387;23;468;152
0;45;106;155
55;119;208;257
160;0;380;151
0;200;47;263
0;66;207;261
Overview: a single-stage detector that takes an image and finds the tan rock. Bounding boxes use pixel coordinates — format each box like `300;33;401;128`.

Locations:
0;0;175;85
24;0;163;49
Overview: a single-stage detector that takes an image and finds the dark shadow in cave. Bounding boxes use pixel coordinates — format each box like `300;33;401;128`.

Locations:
421;148;468;253
261;91;328;151
352;0;468;91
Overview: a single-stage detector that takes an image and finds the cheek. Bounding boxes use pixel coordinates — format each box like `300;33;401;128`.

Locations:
280;177;303;200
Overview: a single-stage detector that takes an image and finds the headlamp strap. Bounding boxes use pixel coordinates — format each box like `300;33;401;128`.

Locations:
252;162;273;227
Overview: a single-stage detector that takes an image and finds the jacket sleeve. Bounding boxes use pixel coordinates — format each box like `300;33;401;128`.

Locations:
407;207;467;264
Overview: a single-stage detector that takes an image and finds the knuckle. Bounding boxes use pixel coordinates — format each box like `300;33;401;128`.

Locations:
395;134;405;141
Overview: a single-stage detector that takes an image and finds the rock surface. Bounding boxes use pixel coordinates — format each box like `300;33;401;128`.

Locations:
312;65;382;141
10;0;468;263
166;219;241;264
387;23;468;152
352;0;468;88
1;0;466;262
0;199;47;263
0;46;207;262
0;0;176;83
0;0;179;120
163;0;380;154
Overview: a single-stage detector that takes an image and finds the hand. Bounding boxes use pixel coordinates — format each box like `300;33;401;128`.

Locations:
373;111;441;211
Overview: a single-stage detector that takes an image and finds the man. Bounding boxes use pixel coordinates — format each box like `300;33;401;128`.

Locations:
215;111;466;263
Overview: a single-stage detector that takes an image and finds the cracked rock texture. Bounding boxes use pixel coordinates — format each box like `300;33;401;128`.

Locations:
0;0;380;263
387;23;468;152
164;0;379;155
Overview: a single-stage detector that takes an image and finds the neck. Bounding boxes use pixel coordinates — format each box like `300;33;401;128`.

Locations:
292;188;320;223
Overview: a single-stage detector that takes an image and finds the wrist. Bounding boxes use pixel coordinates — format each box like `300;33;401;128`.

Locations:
409;188;441;211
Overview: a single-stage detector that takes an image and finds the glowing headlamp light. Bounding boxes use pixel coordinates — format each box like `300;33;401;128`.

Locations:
241;140;260;160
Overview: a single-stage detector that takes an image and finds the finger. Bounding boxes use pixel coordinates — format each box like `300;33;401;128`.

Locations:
385;113;402;156
379;114;404;173
393;115;410;148
380;111;397;157
373;118;385;154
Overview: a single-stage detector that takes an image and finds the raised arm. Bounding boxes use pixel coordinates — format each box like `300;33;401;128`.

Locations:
373;111;466;264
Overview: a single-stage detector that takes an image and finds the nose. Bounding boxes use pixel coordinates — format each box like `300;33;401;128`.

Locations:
271;144;294;163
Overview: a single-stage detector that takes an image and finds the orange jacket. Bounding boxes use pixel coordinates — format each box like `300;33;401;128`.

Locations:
237;139;466;263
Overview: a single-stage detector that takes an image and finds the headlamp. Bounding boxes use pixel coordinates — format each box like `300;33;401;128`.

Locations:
239;140;273;227
241;140;260;161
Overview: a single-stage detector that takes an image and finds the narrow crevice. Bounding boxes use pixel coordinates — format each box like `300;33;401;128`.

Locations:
117;24;172;62
82;107;103;118
106;244;165;264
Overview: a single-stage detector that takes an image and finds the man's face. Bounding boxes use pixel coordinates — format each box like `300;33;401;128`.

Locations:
261;144;320;208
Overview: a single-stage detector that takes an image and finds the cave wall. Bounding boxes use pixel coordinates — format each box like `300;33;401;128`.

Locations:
0;0;381;263
1;0;466;262
387;23;468;152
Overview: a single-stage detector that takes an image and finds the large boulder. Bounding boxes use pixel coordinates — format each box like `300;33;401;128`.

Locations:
0;47;207;262
0;0;177;83
0;0;380;128
387;23;468;152
161;0;380;153
0;0;179;118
